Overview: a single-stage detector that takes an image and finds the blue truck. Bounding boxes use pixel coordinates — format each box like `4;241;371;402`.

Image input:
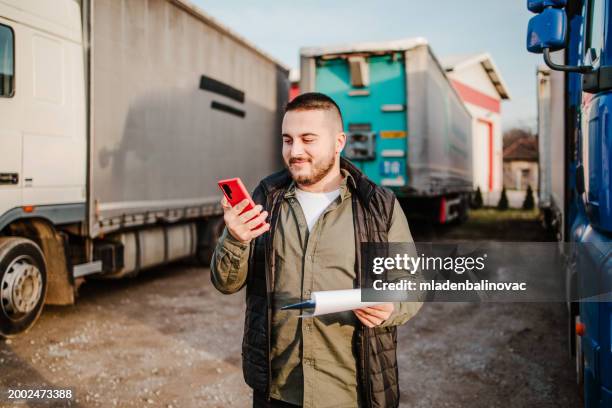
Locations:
527;0;612;405
299;39;473;224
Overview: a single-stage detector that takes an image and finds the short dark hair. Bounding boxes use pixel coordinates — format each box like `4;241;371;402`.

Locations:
285;92;344;129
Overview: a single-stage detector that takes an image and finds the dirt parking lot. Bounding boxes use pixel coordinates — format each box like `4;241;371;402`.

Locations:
0;209;582;407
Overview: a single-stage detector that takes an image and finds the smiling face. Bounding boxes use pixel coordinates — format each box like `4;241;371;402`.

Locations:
281;108;345;187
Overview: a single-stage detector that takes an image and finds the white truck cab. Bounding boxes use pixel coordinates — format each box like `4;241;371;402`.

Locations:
0;0;86;216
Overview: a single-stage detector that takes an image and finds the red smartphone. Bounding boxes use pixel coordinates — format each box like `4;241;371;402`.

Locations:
217;178;264;229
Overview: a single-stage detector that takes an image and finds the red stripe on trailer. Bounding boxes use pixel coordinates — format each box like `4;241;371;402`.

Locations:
489;128;493;191
451;80;501;114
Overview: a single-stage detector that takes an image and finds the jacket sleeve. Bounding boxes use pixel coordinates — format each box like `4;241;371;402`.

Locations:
379;198;424;328
210;226;251;294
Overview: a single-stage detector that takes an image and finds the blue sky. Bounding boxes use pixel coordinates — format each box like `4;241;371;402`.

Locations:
193;0;543;131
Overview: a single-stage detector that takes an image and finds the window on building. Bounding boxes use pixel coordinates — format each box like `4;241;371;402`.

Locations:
0;24;14;97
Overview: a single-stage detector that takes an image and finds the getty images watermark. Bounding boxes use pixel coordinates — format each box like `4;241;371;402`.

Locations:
371;252;526;292
360;242;612;303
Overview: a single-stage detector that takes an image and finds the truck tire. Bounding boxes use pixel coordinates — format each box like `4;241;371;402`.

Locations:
0;237;47;337
458;193;470;223
567;302;578;359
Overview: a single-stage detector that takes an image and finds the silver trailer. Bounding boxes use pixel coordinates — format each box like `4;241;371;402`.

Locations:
537;66;565;240
0;0;288;336
300;39;472;222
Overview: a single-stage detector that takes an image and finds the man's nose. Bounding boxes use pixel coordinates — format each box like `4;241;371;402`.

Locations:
290;140;305;156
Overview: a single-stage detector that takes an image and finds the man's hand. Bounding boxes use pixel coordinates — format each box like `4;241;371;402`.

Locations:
353;303;394;328
221;197;270;244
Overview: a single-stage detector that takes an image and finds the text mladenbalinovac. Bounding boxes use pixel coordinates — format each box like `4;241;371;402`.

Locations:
372;279;527;291
371;254;527;292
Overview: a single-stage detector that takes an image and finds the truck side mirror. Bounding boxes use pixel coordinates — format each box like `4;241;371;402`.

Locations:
526;1;594;73
527;0;567;14
526;7;567;53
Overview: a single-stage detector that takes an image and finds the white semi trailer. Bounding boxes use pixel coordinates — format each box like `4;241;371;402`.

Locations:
0;0;288;336
536;66;565;241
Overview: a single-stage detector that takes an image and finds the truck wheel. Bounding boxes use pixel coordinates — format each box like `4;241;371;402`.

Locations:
0;238;47;337
567;303;577;359
458;194;470;223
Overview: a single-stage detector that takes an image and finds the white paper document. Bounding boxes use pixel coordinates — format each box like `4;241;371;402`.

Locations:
299;289;388;317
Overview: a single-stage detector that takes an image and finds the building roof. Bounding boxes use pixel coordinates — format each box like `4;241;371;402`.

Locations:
300;37;428;58
440;53;511;100
503;136;538;161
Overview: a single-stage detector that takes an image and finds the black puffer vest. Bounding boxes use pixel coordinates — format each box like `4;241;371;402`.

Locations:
241;157;400;408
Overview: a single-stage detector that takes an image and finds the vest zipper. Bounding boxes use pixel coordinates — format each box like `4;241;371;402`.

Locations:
352;193;373;408
363;326;372;407
266;191;283;402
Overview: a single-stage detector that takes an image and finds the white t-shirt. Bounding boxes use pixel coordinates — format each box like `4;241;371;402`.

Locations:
295;187;341;232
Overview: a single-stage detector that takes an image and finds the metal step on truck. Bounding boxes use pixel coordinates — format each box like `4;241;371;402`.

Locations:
299;39;473;224
528;0;612;406
0;0;288;336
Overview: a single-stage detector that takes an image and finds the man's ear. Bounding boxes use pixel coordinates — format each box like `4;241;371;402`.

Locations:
336;132;347;155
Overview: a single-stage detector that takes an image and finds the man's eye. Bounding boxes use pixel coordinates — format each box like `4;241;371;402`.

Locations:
283;139;292;144
303;138;314;143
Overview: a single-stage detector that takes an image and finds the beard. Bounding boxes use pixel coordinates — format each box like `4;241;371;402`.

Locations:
284;153;336;186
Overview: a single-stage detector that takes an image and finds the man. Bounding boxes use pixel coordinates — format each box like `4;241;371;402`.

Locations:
210;92;422;408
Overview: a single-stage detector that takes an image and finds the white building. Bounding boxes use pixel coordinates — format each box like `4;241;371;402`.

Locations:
441;53;511;205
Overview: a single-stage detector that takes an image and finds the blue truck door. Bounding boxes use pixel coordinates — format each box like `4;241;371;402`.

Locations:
314;53;408;187
580;0;612;404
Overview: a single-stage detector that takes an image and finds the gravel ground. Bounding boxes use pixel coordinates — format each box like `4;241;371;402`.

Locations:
0;209;581;407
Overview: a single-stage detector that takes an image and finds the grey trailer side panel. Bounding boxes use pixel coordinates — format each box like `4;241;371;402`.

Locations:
537;66;565;239
88;0;287;237
299;56;316;93
550;69;565;228
405;46;472;196
537;68;552;208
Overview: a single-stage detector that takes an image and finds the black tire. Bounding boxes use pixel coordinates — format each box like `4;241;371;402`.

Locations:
567;302;578;359
458;194;470;223
0;237;47;337
541;208;553;230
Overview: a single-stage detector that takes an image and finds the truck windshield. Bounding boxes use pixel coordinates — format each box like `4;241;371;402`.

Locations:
0;23;14;97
